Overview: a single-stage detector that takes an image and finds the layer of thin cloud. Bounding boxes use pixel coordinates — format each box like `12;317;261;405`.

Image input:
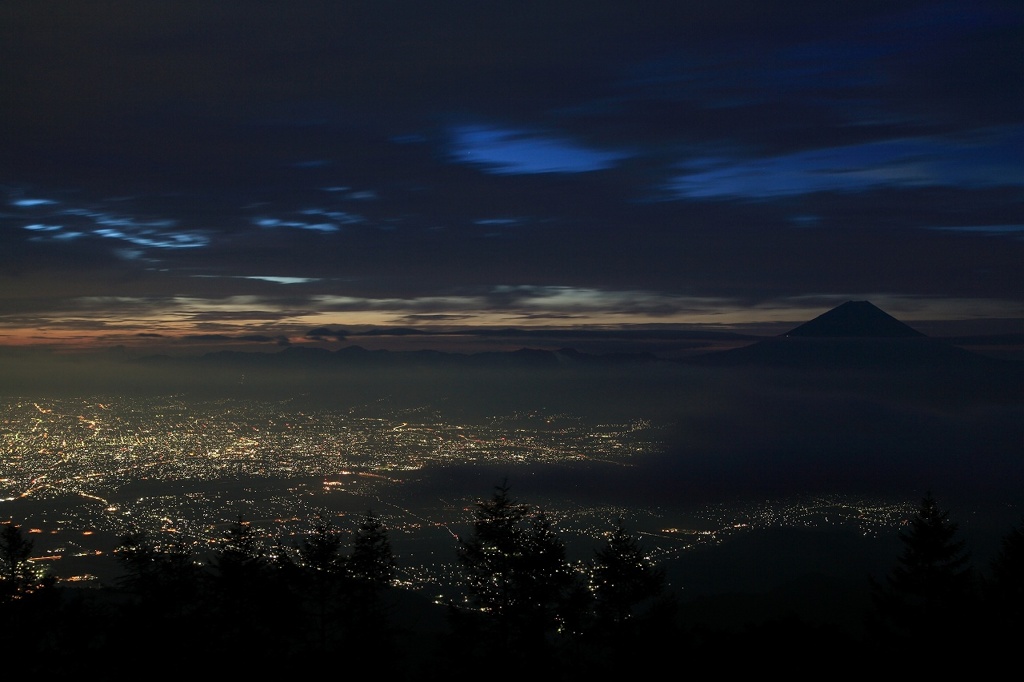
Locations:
670;127;1024;199
449;125;628;175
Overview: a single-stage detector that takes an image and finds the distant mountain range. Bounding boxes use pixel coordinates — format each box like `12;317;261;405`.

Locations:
137;342;666;372
126;300;1017;373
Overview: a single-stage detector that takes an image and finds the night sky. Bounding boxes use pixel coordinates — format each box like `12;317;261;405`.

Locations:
3;1;1023;357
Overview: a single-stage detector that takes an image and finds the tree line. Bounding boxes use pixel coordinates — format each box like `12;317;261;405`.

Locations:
1;483;1022;677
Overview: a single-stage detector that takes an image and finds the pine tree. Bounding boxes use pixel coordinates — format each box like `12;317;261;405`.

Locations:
0;522;51;602
870;491;976;651
343;510;400;661
590;517;666;626
349;510;396;587
206;516;298;664
566;517;678;676
109;531;205;664
455;479;531;619
297;515;347;574
454;479;579;664
515;509;577;636
113;531;201;616
294;515;349;653
984;518;1024;647
0;521;61;669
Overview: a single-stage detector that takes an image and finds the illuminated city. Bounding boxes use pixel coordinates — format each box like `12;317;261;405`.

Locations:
0;394;917;598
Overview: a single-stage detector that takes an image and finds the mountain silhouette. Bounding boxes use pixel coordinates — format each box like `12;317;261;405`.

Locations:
783;300;924;338
684;300;1009;369
108;300;1019;378
138;343;662;373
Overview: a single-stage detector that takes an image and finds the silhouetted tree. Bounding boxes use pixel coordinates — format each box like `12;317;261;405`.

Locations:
349;509;396;587
109;531;205;666
569;517;678;675
208;516;270;598
205;516;300;668
0;521;65;669
297;515;347;575
982;518;1024;651
455;479;531;620
453;480;580;675
293;515;350;652
515;508;579;638
869;491;976;654
590;517;667;626
345;510;403;664
0;522;52;602
114;531;202;615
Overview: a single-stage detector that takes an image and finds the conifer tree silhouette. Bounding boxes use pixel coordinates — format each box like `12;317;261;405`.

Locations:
869;491;975;654
0;522;53;602
206;516;300;668
0;521;62;671
293;516;349;652
114;531;201;612
453;479;579;675
590;517;667;627
571;517;678;676
455;479;531;621
983;518;1024;652
349;509;396;587
345;509;400;661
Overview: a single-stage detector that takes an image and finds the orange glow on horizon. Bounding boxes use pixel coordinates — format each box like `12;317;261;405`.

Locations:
0;294;1020;357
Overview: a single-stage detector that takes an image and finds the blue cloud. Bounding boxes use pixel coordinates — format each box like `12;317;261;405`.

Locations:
670;126;1024;198
449;125;627;174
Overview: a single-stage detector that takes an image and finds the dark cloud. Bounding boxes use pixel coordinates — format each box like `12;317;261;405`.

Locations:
181;334;287;346
1;1;1022;354
305;327;348;341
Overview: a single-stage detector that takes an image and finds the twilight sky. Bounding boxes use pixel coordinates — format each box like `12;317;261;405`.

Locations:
3;1;1023;357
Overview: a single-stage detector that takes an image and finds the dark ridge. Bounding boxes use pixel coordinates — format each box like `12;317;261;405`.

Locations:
944;332;1024;346
784;300;925;338
682;336;1007;369
135;344;663;370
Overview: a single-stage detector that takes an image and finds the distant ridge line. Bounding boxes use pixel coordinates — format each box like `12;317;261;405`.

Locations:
137;344;665;370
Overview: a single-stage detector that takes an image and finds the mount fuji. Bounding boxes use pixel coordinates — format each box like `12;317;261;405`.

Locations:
684;300;1007;369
